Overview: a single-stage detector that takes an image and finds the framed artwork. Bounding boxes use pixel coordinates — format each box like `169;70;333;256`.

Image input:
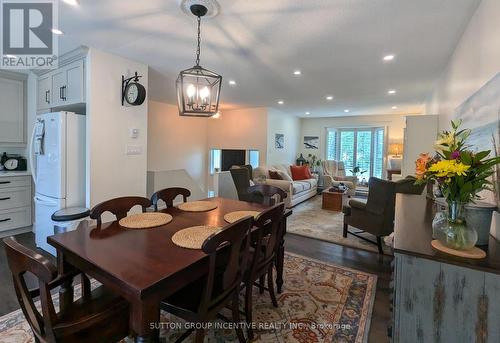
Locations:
275;133;284;149
304;136;319;149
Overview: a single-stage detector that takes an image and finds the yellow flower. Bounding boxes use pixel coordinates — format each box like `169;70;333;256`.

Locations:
427;160;470;178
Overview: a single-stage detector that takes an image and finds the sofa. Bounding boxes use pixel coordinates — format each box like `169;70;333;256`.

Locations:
322;160;358;196
253;164;317;208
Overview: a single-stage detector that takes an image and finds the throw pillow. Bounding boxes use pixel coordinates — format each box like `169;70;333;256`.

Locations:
290;165;311;181
277;171;293;181
269;170;282;180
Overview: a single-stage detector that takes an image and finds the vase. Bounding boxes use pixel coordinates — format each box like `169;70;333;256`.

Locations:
491;210;500;241
432;201;478;250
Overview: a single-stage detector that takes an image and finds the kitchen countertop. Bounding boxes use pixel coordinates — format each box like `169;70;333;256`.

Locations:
0;171;31;177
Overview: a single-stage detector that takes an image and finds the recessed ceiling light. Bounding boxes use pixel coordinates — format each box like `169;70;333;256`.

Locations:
5;54;16;58
62;0;79;5
305;111;310;115
326;95;334;101
392;106;398;109
383;54;395;61
293;70;301;76
228;80;236;85
277;100;284;105
344;109;350;113
388;89;396;94
51;28;64;35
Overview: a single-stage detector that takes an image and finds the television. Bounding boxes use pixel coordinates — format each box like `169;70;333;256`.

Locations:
221;149;246;171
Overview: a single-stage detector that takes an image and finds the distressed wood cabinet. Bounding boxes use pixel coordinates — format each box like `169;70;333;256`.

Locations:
392;194;500;343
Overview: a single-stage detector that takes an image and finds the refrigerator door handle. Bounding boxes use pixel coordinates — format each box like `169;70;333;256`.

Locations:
29;125;37;186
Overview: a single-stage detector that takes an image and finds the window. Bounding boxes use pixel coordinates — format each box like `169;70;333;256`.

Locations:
209;149;221;175
248;150;260;169
325;127;385;180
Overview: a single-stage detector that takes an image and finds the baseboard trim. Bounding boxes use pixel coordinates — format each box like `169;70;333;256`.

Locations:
0;226;33;239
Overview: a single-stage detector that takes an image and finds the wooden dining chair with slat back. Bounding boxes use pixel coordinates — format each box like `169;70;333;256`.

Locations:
89;196;152;225
160;216;254;343
247;184;287;206
150;187;191;211
3;237;130;343
244;202;285;340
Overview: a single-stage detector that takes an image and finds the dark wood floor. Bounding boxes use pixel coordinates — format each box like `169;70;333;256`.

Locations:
0;232;392;343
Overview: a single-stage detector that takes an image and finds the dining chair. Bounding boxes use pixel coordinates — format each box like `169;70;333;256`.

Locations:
89;196;151;225
3;237;130;343
150;187;191;211
159;216;253;343
247;184;287;206
244;202;285;340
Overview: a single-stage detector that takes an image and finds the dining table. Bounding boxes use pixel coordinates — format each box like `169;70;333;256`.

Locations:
48;197;291;342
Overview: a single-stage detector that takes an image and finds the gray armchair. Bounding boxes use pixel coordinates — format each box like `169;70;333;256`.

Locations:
342;176;425;253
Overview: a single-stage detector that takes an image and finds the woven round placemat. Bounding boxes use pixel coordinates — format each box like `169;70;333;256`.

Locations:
224;210;261;223
431;240;486;259
171;225;221;249
118;212;172;229
177;201;218;212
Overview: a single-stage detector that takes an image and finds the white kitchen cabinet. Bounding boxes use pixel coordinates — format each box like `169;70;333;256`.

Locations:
0;175;32;233
37;74;51;111
0;72;26;145
37;58;85;111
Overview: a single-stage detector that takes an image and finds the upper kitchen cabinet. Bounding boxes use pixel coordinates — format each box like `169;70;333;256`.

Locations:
36;58;85;111
0;71;27;145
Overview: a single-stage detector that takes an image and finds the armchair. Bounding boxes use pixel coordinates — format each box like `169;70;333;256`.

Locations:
322;160;358;196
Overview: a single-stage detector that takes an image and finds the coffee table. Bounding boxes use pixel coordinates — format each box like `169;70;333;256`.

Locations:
322;189;347;211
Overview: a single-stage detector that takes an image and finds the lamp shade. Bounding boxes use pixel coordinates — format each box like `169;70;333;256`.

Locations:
176;65;222;117
388;143;403;156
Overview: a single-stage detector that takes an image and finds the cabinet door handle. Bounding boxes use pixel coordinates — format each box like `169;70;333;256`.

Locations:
0;181;11;185
46;90;50;104
0;197;11;201
0;218;11;223
61;85;67;101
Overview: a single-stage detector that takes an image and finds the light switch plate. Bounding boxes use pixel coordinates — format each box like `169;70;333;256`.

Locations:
126;145;142;155
129;128;139;139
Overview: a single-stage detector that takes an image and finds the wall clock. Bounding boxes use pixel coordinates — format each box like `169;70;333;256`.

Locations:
122;72;146;106
4;158;18;170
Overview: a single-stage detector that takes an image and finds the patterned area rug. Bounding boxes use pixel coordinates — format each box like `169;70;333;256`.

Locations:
0;253;376;343
288;196;392;254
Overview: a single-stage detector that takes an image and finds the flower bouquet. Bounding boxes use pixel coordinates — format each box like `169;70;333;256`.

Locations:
415;120;500;250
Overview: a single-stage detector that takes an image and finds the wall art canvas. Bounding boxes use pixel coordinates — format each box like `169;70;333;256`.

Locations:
304;136;319;149
275;133;284;149
454;72;500;204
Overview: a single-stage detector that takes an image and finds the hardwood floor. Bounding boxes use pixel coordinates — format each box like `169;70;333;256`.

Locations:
0;232;392;343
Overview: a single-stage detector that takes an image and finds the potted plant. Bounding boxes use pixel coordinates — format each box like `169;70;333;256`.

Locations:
415;120;500;250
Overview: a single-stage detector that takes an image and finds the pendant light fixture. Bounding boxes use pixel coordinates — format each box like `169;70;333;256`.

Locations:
176;4;222;117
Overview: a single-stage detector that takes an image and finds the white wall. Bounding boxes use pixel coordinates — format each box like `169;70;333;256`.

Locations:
267;108;300;166
86;49;149;207
426;0;500;129
299;114;408;160
207;107;268;165
147;100;208;192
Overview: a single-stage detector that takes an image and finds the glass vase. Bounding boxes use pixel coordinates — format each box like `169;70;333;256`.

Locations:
432;201;478;250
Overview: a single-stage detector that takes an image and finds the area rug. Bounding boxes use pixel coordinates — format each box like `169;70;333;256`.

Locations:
288;196;392;255
0;253;377;343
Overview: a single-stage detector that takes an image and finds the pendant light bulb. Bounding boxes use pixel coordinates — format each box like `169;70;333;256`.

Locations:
200;86;210;103
186;84;196;98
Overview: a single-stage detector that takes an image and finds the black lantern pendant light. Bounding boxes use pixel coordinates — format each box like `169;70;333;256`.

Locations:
176;4;222;117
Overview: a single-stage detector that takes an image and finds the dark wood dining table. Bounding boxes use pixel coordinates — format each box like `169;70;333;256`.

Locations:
48;197;291;342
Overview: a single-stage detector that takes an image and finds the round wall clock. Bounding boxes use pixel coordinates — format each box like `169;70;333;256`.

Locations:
124;82;146;106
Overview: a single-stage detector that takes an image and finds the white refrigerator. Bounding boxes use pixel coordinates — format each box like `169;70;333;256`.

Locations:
30;111;86;255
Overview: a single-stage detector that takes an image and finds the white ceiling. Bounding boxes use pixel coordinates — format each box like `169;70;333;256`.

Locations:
58;0;481;117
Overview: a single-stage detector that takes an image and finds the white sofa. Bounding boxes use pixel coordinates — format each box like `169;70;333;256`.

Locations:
253;164;317;208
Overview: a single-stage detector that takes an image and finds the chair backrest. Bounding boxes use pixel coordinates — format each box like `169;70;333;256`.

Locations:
250;203;285;272
231;164;253;180
323;160;347;177
365;177;397;230
89;196;152;225
3;237;58;342
229;168;251;201
200;216;253;314
247;184;287;206
151;187;191;211
395;176;426;195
